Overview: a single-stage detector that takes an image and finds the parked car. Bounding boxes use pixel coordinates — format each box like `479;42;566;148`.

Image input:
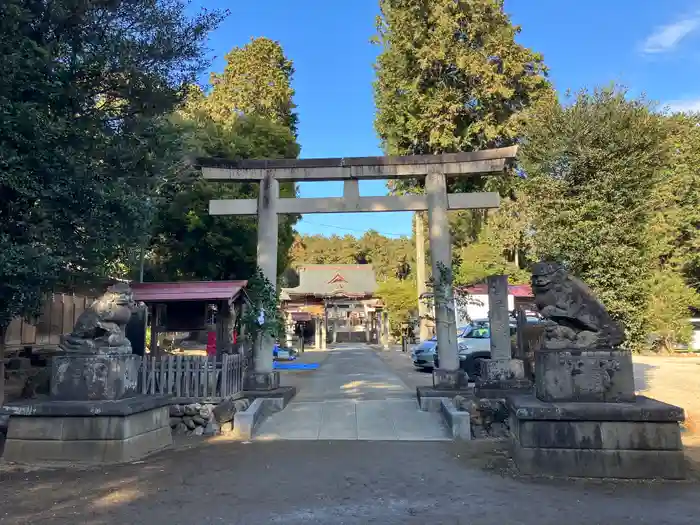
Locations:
429;315;543;381
411;325;473;370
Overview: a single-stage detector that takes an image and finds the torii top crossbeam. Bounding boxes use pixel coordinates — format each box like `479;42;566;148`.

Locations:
198;146;517;181
198;146;518;216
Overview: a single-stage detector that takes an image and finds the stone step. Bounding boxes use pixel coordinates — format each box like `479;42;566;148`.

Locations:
254;399;450;441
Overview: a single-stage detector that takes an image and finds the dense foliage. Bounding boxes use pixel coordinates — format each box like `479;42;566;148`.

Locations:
144;38;300;283
373;0;552;156
206;37;298;136
371;0;551;311
520;88;700;350
371;0;700;350
0;0;224;400
145;116;299;282
289;232;415;281
375;278;418;335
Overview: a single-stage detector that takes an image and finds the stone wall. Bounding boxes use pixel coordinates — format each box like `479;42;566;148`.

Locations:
168;398;251;436
452;395;510;440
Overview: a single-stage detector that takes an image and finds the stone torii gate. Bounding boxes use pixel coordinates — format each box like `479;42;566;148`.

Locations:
198;146;518;391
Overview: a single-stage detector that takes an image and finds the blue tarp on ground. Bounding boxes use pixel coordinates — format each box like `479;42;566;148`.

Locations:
273;362;319;370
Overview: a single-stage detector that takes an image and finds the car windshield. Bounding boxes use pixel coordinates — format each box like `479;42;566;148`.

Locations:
429;327;469;341
467;327;490;339
464;321;490;339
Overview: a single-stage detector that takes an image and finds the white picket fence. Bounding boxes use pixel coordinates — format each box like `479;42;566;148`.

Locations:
139;354;243;399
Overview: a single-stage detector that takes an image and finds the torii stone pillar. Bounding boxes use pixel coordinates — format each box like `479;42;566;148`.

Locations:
314;317;321;350
198;146;518;392
249;172;281;390
426;171;463;388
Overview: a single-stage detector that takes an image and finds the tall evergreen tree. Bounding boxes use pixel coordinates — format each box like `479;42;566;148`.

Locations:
373;0;552;156
147;38;301;283
207;37;298;135
372;0;553;297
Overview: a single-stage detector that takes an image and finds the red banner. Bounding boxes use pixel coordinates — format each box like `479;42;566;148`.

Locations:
206;331;217;356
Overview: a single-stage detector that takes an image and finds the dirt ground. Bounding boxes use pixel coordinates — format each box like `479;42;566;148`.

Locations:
2;439;700;525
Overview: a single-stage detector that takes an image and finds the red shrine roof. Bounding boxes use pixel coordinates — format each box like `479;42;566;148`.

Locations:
131;281;247;302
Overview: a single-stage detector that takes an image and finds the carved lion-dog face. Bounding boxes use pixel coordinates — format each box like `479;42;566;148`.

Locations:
531;261;563;292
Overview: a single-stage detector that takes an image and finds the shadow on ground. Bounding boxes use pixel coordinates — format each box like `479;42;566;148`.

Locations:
2;437;700;525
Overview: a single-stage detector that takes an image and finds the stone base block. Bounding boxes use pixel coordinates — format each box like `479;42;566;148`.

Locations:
511;446;686;480
2;396;172;465
439;398;471;440
482;358;525;381
244;371;281;391
474;358;531;398
432;369;468;389
232;397;285;441
243;386;296;407
51;354;141;401
535;348;635;403
416;386;474;411
475;379;533;399
508;394;685;479
4;427;172;465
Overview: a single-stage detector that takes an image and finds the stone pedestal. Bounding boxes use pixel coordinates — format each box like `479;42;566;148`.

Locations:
2;397;172;465
475;359;531;398
507;346;685;479
51;354;141;401
535;348;635;403
432;369;469;389
508;395;685;479
2;353;172;465
245;371;281;391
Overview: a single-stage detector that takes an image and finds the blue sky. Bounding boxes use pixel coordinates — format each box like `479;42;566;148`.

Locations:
191;0;700;238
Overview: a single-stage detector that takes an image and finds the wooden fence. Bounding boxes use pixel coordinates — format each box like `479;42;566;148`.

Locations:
5;293;94;350
139;354;243;399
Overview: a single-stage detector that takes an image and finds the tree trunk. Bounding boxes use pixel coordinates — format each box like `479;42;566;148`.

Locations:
0;324;6;405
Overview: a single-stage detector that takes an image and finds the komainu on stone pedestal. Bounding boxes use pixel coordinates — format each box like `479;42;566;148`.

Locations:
531;261;625;351
60;283;138;355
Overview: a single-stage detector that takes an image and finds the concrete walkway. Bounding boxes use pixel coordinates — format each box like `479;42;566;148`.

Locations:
257;345;449;441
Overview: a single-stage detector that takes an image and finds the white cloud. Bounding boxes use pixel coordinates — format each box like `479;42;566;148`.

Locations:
642;15;700;54
665;98;700;113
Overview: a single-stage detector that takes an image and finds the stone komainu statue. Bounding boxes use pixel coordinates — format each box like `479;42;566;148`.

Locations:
60;283;137;355
531;261;625;350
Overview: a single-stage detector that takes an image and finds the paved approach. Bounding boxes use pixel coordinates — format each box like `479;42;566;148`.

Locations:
257;345;449;441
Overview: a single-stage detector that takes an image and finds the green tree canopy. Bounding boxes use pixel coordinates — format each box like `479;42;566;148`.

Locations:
373;0;552;157
146;37;301;283
289;231;415;281
0;0;223;400
376;277;418;335
372;0;553;293
206;37;298;135
520;87;677;348
146;115;300;282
